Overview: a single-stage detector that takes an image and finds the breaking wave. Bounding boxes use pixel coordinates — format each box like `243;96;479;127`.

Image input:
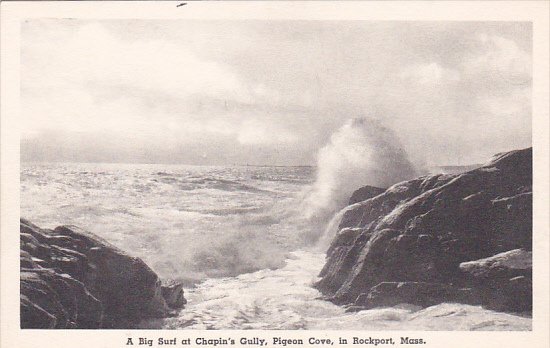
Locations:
301;118;419;237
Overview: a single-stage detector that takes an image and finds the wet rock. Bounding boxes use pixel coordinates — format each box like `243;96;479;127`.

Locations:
162;282;187;309
21;294;57;329
325;227;364;256
316;148;532;313
20;270;73;328
354;282;481;309
20;219;185;329
460;249;532;312
348;185;386;205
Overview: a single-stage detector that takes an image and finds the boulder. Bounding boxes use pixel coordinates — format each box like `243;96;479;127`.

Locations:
460;249;532;312
316;148;532;313
20;219;186;329
162;282;187;309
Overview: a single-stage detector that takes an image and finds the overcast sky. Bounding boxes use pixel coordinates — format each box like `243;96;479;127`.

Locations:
21;20;532;166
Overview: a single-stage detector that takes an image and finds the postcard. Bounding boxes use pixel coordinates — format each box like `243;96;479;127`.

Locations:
1;1;548;348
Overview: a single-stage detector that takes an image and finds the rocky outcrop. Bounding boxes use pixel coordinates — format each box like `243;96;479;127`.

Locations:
350;282;480;311
20;219;186;329
460;249;532;312
161;281;188;309
348;185;386;205
316;148;532;313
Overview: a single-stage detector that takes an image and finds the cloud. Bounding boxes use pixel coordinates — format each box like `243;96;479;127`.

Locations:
400;62;460;85
467;34;531;79
22;22;256;140
22;21;303;148
236;118;298;145
21;20;532;166
23;23;251;101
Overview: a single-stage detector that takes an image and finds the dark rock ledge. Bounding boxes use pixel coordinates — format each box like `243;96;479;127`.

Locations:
20;219;186;329
315;148;532;314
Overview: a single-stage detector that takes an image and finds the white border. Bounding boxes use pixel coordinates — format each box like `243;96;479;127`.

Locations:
1;2;548;348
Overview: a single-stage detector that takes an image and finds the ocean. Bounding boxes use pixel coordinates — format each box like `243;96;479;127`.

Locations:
20;162;531;330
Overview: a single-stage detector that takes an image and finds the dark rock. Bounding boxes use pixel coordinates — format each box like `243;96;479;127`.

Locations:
354;282;481;309
348;185;386;205
459;249;532;312
345;305;367;313
21;270;73;328
67;235;169;326
325;227;364;256
316;148;532;313
20;219;185;329
21;295;57;329
162;282;187;309
459;249;531;279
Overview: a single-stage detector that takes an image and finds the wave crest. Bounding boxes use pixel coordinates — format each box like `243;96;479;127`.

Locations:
302;118;419;224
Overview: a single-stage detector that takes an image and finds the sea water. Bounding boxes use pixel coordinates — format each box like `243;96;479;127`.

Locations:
20;163;531;330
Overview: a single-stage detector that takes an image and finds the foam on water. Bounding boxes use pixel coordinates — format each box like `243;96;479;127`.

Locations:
21;160;531;330
140;251;531;330
21;163;315;284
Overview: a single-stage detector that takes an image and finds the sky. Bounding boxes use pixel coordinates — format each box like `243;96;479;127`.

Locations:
21;20;532;166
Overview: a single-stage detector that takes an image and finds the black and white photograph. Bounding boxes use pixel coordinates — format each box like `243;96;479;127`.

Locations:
1;1;549;346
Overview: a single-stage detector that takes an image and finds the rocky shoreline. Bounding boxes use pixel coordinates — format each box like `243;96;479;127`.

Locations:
315;148;532;314
20;147;532;329
20;219;186;329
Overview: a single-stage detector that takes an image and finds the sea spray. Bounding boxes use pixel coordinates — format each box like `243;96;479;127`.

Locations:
317;203;361;250
301;117;419;242
20;163;312;284
20;118;419;284
182;118;421;274
21;159;533;330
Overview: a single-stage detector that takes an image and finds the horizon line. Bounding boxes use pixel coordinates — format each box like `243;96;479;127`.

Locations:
20;160;317;168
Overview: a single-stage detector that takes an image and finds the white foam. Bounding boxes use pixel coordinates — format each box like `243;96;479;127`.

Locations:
140;251;531;330
302;118;418;222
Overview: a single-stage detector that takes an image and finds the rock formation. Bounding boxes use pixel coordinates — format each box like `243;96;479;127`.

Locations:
315;148;532;313
20;219;186;329
348;185;386;205
459;249;531;312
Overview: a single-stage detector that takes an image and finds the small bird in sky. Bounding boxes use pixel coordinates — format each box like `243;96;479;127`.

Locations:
176;3;187;7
